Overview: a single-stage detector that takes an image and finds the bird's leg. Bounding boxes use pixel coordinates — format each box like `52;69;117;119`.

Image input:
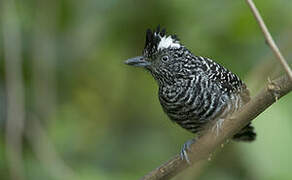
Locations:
180;138;196;164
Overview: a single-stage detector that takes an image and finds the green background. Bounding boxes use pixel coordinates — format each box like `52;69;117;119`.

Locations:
0;0;292;179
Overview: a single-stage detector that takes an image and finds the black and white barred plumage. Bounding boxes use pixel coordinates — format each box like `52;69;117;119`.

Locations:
125;26;256;160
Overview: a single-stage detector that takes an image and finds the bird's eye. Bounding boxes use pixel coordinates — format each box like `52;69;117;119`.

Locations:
161;55;169;62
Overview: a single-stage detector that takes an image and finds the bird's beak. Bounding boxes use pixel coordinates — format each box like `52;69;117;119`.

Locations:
124;56;151;67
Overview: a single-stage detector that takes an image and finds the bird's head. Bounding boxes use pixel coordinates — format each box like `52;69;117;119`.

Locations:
125;26;189;85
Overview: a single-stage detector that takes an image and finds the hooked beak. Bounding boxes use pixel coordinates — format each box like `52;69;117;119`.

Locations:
124;56;151;67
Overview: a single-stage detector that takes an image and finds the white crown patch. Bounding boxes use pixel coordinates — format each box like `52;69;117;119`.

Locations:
157;35;181;50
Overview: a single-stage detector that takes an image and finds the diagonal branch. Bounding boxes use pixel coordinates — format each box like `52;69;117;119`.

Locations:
245;0;292;81
141;75;292;180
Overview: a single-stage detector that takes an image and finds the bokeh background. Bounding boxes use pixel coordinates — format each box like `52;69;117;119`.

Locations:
0;0;292;179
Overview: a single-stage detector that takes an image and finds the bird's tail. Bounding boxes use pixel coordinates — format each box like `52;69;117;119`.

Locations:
232;123;256;142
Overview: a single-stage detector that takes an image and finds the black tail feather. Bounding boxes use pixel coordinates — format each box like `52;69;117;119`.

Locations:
232;123;256;142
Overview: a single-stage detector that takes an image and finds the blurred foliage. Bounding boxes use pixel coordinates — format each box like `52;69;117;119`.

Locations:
0;0;292;179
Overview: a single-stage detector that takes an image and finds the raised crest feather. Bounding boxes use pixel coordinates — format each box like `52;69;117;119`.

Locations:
143;25;181;57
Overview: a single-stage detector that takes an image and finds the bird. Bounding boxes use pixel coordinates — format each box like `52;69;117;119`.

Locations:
125;26;256;163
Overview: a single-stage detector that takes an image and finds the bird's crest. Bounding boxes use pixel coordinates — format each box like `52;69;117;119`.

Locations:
143;25;181;58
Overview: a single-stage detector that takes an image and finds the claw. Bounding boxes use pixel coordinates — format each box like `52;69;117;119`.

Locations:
180;139;196;164
267;78;281;101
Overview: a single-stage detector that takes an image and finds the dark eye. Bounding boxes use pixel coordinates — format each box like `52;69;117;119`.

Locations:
161;55;169;62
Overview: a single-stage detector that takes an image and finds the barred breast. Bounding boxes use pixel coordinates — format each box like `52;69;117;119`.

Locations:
158;73;247;135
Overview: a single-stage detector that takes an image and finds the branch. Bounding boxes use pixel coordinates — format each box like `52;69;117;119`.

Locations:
245;0;292;81
141;75;292;180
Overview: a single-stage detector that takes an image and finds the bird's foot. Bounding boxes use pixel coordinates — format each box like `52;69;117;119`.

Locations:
180;139;196;164
267;77;281;101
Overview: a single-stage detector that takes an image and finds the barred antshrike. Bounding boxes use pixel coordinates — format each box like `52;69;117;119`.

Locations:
125;26;256;163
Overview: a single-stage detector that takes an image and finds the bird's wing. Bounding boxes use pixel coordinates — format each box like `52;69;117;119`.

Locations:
197;56;246;95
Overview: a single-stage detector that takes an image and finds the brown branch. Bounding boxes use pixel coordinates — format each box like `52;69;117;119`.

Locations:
141;75;292;180
245;0;292;81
